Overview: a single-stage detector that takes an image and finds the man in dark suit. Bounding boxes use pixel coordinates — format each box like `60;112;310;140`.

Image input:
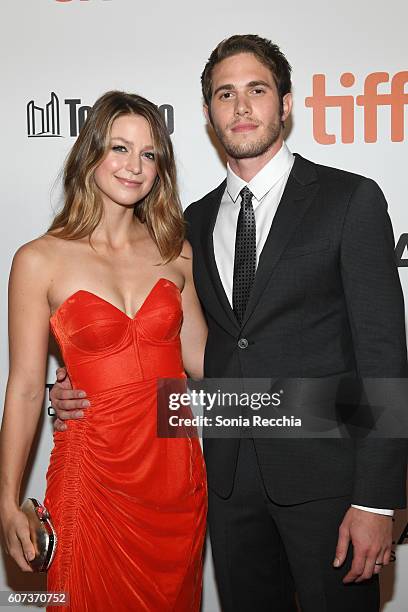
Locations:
51;35;407;611
183;35;407;611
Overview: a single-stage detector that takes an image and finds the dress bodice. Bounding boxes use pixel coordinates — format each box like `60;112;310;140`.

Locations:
50;278;185;395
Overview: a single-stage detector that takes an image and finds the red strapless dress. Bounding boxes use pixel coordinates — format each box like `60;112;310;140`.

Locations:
44;278;207;611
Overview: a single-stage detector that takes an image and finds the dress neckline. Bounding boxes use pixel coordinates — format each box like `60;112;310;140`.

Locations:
50;277;180;321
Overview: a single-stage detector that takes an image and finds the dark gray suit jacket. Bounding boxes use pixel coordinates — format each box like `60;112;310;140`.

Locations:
184;154;408;507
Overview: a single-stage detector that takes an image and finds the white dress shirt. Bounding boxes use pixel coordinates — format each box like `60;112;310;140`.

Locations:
212;141;393;517
214;142;294;306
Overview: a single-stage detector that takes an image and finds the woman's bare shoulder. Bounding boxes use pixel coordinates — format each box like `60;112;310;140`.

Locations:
12;233;69;276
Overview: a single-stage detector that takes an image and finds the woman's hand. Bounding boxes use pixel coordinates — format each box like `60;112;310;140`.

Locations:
1;504;36;572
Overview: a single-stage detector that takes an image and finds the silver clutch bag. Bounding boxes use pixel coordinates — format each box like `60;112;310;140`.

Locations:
20;498;57;572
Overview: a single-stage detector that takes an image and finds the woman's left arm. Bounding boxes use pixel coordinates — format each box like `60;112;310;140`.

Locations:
178;241;208;380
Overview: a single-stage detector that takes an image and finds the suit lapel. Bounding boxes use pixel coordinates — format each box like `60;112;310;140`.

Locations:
242;155;319;326
199;180;240;333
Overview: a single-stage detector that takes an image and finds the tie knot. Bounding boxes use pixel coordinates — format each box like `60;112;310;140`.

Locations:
240;186;253;207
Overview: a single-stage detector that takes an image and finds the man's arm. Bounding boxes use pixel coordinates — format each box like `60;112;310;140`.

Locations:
334;177;408;581
340;177;408;506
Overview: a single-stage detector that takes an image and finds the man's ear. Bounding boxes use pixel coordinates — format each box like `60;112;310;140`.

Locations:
203;104;212;125
281;92;293;123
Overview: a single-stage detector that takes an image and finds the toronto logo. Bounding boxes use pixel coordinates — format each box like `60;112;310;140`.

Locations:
305;71;408;144
26;93;93;138
27;93;62;138
27;93;174;138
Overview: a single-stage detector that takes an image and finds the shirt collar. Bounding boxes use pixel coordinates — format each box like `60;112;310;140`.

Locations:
226;142;294;203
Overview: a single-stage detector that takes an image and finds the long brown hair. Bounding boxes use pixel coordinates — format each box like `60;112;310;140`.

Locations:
48;91;185;262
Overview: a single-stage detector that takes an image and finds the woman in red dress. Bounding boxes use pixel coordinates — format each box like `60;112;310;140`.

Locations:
0;91;207;611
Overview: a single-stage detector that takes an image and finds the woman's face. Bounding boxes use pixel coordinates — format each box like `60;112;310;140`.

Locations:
94;114;158;209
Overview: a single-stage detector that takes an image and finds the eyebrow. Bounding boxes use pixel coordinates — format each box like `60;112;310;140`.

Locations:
213;80;272;96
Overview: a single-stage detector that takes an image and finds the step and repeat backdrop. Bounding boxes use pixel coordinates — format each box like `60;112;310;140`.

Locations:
1;1;407;610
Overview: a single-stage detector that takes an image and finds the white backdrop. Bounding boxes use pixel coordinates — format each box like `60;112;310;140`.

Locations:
1;1;407;610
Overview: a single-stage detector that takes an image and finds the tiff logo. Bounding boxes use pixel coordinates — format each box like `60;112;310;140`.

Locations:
305;72;408;144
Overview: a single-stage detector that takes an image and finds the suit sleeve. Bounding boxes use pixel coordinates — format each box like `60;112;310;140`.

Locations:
340;178;408;508
183;203;195;243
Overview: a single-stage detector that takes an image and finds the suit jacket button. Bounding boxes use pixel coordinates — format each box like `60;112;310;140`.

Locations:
238;338;248;349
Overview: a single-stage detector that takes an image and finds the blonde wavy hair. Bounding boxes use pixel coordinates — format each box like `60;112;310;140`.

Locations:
48;90;185;262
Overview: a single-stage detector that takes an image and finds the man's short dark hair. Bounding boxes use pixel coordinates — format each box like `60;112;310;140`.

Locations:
201;34;292;111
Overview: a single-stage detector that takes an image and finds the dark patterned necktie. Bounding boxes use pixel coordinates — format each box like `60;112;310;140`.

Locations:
232;186;256;324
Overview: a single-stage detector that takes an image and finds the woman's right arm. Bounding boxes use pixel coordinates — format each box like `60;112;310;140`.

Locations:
0;242;51;571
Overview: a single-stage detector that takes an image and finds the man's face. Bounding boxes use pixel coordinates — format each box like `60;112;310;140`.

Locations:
205;52;291;160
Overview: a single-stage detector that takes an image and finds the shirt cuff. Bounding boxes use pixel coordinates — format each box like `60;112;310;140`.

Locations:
351;504;394;516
